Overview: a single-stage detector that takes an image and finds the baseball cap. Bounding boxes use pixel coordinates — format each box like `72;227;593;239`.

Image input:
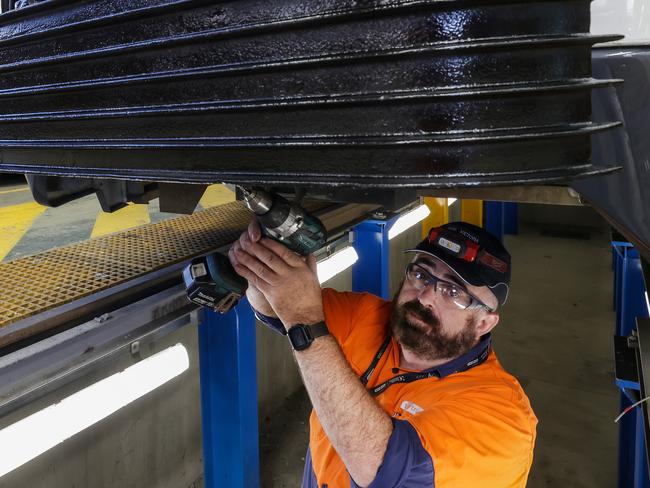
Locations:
405;222;511;306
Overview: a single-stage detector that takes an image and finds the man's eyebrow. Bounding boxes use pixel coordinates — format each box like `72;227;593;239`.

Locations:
413;258;467;289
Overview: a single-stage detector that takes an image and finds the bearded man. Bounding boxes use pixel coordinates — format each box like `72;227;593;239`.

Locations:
228;220;537;488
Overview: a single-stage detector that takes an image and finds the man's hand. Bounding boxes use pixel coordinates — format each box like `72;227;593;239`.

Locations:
228;224;324;327
228;219;276;318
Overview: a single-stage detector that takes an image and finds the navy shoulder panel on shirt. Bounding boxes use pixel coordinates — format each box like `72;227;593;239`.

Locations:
301;420;434;488
350;419;434;488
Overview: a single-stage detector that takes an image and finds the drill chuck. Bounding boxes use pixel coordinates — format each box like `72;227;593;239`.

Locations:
241;188;326;255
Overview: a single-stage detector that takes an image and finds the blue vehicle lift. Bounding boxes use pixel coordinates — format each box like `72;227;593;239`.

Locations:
613;241;650;488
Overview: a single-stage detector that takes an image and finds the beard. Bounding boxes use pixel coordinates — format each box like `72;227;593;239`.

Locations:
389;295;479;362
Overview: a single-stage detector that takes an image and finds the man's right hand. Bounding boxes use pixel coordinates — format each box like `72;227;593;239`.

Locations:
228;219;278;318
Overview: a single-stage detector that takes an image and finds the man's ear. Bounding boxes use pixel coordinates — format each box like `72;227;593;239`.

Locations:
475;312;499;338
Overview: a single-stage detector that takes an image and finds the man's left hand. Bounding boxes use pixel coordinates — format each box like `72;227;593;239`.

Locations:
230;233;323;327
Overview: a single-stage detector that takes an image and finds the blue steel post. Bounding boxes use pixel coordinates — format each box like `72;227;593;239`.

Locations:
484;201;505;241
613;241;650;488
636;408;650;488
352;219;390;298
503;202;519;235
199;298;260;488
352;215;400;299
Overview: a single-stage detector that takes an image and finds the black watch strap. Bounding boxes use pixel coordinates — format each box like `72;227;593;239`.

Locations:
287;321;329;351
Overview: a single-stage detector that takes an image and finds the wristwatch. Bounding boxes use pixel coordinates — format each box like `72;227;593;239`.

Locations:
287;321;329;351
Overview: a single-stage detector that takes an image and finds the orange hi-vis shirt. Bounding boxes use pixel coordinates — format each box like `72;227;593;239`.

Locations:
307;288;538;488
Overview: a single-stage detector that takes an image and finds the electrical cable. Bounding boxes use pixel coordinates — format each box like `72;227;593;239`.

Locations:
614;396;650;423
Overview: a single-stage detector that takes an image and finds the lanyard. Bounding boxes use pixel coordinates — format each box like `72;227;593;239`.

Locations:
359;335;491;397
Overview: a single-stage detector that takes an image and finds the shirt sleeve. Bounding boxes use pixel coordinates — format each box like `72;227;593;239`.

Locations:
321;288;390;345
349;419;434;488
253;309;287;336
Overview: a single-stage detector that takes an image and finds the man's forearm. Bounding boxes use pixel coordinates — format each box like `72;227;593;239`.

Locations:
295;335;393;487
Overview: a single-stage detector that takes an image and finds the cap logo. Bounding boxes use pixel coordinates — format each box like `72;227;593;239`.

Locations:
458;229;479;243
478;251;508;273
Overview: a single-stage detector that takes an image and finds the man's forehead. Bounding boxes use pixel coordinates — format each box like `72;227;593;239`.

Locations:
411;254;457;279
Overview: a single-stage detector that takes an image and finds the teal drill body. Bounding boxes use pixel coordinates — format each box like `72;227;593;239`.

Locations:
183;188;327;313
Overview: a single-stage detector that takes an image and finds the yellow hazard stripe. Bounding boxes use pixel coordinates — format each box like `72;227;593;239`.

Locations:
199;184;235;208
0;202;47;261
91;203;151;238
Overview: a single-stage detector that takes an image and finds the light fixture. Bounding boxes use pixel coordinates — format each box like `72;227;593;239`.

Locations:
0;343;190;478
646;291;650;316
387;204;431;240
447;198;457;206
317;247;359;284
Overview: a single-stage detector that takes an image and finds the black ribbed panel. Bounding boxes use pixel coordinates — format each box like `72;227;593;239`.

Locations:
0;0;623;188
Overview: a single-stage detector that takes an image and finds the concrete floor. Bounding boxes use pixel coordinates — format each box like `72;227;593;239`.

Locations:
260;219;620;487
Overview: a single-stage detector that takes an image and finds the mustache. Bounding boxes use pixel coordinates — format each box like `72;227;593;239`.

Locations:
401;299;438;325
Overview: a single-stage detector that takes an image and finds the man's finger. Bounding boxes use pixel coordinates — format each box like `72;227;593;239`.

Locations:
229;249;272;290
258;237;304;267
232;247;278;284
248;219;262;242
239;233;293;275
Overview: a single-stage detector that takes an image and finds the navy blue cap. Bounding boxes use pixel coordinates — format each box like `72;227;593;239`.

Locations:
405;221;511;306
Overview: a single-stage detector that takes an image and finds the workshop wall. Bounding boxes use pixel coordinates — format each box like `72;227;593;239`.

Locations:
0;324;204;488
519;202;608;231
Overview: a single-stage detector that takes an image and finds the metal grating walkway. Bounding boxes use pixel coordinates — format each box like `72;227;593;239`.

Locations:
0;201;256;330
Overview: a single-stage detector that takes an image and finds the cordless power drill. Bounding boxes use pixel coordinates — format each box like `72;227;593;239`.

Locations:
183;187;327;313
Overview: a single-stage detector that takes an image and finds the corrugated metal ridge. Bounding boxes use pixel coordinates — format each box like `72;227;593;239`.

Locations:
0;121;622;148
188;165;623;189
0;0;193;43
0;78;621;121
0;0;587;45
0;32;621;75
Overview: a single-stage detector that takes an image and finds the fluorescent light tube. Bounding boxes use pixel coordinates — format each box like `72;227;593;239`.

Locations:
646;291;650;316
317;247;359;284
388;205;431;240
0;343;189;478
447;198;457;206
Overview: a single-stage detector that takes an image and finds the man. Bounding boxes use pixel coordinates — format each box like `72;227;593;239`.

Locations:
228;220;537;487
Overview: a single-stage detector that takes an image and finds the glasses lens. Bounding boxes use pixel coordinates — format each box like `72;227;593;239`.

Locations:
436;282;472;309
406;264;428;289
406;263;482;310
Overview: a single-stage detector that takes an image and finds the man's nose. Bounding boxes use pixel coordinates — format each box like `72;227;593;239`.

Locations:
416;283;440;308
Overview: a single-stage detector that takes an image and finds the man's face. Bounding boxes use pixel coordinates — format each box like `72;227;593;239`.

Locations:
390;255;498;361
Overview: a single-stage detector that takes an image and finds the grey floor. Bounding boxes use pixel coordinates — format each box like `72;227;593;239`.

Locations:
260;221;620;487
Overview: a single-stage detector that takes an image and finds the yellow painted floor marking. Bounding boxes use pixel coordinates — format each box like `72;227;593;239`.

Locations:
199;184;235;208
0;202;47;261
0;187;29;195
91;203;151;238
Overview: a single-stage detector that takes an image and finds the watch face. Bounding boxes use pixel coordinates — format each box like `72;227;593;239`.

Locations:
288;326;311;351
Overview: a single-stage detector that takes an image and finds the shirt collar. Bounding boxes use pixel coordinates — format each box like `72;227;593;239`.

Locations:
424;333;492;379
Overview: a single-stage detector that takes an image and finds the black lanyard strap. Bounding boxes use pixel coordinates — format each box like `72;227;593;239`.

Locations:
360;335;391;386
369;370;440;396
359;335;491;397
